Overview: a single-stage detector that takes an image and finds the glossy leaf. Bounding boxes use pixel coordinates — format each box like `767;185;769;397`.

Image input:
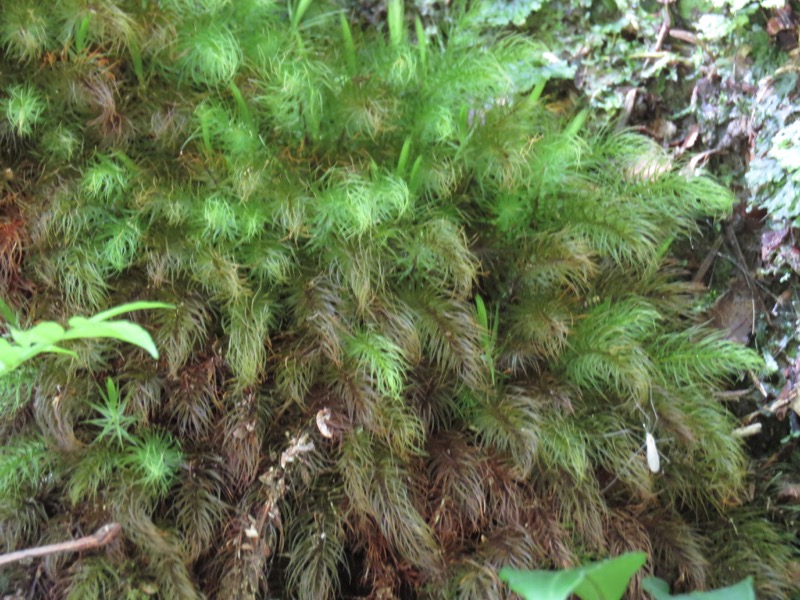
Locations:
500;552;647;600
642;576;755;600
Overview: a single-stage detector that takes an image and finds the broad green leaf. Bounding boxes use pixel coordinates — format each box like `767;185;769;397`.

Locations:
10;322;65;347
500;568;583;600
575;552;648;599
642;576;755;600
500;552;647;600
63;321;160;359
0;338;20;372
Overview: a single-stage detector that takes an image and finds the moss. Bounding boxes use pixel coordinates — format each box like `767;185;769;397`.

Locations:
0;0;793;597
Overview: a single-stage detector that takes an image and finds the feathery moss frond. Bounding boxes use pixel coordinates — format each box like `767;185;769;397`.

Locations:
1;1;790;596
178;22;241;87
0;436;53;501
561;298;659;400
427;432;488;537
80;153;131;204
172;453;229;562
152;291;211;375
402;292;487;390
398;217;477;298
339;430;442;571
501;292;574;371
2;84;46;137
65;557;121;600
1;2;52;63
224;293;272;388
344;329;407;398
646;509;710;593
650;328;762;389
706;509;795;600
66;444;120;505
469;385;541;476
285;505;345;600
123;430;183;501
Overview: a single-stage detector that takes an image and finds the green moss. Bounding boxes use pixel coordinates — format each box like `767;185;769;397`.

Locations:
0;0;793;597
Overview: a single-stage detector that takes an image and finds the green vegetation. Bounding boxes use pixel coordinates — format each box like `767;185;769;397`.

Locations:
499;552;755;600
0;1;794;598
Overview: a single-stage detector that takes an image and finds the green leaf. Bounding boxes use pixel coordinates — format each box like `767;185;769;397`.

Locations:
642;576;755;599
75;13;91;54
85;301;175;323
499;552;647;600
0;297;19;328
63;321;161;359
388;0;405;47
10;322;65;348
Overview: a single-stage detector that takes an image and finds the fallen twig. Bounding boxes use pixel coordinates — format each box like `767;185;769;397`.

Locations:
0;523;121;568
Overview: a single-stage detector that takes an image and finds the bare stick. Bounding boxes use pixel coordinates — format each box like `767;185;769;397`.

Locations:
0;522;121;568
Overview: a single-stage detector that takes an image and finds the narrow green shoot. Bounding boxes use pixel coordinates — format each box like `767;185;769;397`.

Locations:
340;14;357;74
75;14;92;54
290;0;314;30
388;0;405;47
415;16;427;70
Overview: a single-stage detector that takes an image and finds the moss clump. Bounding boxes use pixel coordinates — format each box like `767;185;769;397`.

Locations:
0;1;793;598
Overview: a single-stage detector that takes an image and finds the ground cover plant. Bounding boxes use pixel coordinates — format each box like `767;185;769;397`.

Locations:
0;0;795;598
